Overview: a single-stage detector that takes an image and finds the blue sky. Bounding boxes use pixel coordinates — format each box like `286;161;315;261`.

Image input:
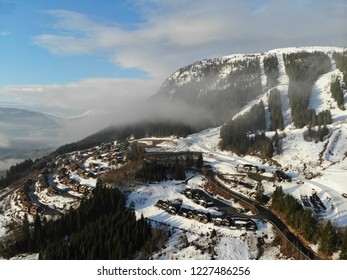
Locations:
0;0;346;116
0;0;148;85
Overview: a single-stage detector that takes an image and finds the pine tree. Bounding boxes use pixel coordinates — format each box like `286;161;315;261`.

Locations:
255;182;265;204
33;214;42;249
196;153;203;169
185;153;193;168
210;229;217;239
319;221;337;257
21;213;30;251
284;51;331;128
340;230;347;259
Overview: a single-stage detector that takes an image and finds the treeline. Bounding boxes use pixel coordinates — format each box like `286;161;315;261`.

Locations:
272;186;347;258
136;160;186;182
330;77;345;110
5;187;153;259
283;51;332;128
272;187;319;241
220;102;273;157
55;121;196;155
268;89;284;130
263;55;279;88
303;125;329;142
333;51;347;86
125;142;146;162
136;153;203;182
305;109;332;127
0;157;49;189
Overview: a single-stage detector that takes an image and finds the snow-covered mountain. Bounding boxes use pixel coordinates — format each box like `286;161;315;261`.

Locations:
151;46;347;224
152;47;347;227
153;46;347;169
155;46;346;124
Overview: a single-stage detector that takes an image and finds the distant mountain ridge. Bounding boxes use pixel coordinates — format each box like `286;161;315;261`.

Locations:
0;107;60;128
0;107;61;167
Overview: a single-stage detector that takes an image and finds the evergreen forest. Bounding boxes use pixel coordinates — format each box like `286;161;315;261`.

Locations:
333;51;347;87
283;51;332;128
3;187;153;259
272;186;347;259
0;158;49;190
330;77;345;110
268;89;284;131
220;101;273;157
263;55;279;88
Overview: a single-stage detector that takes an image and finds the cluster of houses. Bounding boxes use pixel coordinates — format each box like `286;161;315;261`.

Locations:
21;202;43;216
15;179;32;206
87;162;109;176
54;143;125;191
56;161;92;180
55;143;124;177
155;199;211;224
35;171;50;193
236;164;291;183
155;199;257;231
14;178;46;216
70;183;94;196
181;188;214;208
52;142;126;195
211;216;257;230
54;166;93;196
13;141;126;218
88;144;125;167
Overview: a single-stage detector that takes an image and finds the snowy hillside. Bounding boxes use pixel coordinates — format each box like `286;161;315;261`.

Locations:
144;125;347;227
149;47;347;232
159;46;345;95
155;46;346;124
126;175;279;260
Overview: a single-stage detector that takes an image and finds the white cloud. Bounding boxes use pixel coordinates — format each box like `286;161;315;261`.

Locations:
0;134;10;148
0;77;164;143
0;31;10;36
0;158;25;171
32;0;347;79
0;78;161;118
0;75;214;143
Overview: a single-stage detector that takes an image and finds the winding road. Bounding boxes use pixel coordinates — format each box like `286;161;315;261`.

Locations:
205;171;318;260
